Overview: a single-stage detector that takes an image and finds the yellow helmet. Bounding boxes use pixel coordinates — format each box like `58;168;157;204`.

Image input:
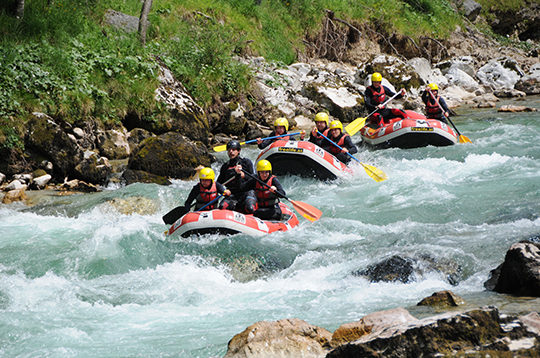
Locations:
428;83;439;91
256;159;272;172
314;112;329;124
371;72;383;82
199;167;215;181
329;120;343;131
274;117;289;131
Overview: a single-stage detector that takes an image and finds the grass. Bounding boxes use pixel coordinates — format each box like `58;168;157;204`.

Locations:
0;0;531;150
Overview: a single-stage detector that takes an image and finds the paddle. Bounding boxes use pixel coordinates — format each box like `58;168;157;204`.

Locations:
427;89;472;144
213;132;301;152
241;169;323;222
318;131;388;182
345;92;402;136
162;176;235;225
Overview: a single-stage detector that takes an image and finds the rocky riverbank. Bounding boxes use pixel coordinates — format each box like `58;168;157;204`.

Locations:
223;241;540;357
2;22;540;203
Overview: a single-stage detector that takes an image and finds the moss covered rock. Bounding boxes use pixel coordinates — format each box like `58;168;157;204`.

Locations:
128;132;212;180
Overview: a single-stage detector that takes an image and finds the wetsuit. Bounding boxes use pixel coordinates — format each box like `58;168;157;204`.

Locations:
238;174;286;221
184;181;227;211
258;130;298;149
217;156;257;213
421;91;450;123
364;85;406;127
308;127;330;148
323;132;358;164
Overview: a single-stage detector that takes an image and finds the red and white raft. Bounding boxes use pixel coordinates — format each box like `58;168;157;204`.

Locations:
256;140;353;180
166;203;300;238
359;110;458;149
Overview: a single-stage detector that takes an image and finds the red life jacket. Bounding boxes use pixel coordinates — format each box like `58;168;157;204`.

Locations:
370;85;386;105
328;133;349;155
255;175;279;208
426;96;442;117
195;182;218;210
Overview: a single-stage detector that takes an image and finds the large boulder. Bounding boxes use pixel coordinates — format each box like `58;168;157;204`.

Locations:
25;112;84;179
352;254;462;285
96;127;131;159
73;151;112;184
128;132;212;180
330;308;418;348
224;318;332;358
485;240;540;296
123;66;210;143
515;63;540;94
0;147;32;177
355;54;423;91
476;58;524;90
326;307;533;357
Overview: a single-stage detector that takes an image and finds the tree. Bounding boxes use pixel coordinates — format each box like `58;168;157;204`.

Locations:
138;0;153;46
15;0;24;19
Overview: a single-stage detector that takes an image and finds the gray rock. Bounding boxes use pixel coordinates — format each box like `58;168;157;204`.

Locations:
103;9;139;33
485;241;540;296
460;0;482;21
32;174;52;189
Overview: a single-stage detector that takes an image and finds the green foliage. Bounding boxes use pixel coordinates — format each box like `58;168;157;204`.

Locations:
0;0;530;147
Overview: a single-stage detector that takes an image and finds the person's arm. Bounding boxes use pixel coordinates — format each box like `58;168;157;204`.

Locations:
271;177;286;197
364;88;377;111
184;185;200;209
242;158;255;175
216;163;227;184
421;91;429;104
438;97;450;114
344;136;358;154
237;177;256;192
383;86;399;99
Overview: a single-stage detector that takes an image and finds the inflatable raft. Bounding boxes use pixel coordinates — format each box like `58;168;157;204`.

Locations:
166;203;300;238
359;110;458;149
256;140;353;180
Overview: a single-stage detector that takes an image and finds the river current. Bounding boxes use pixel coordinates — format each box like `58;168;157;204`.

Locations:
1;97;540;357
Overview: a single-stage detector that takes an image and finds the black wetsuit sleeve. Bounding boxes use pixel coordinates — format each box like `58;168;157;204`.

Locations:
216;162;228;184
258;131;276;149
184;184;200;208
364;87;377;112
344;136;358;154
215;182;227;194
438;97;450;113
272;177;286;198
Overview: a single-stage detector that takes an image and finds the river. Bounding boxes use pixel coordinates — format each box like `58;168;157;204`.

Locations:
1;96;540;357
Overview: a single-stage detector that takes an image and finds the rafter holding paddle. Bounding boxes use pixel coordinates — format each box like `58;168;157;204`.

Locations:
345;92;402;136
427;89;472;144
162;175;235;225
318;131;388;182
213;132;301;152
241;169;322;222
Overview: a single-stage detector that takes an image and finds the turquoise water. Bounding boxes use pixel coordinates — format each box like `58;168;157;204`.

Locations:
1;97;540;357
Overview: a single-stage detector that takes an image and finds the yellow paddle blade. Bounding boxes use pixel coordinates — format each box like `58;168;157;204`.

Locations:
459;135;472;144
345;117;367;136
289;200;322;222
213;141;246;152
360;162;388;182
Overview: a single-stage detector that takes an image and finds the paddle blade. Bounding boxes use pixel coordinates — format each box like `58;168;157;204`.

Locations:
213;141;246;152
162;206;188;225
289;200;322;222
459;135;472;144
213;144;228;152
345;117;367;136
360;163;388;182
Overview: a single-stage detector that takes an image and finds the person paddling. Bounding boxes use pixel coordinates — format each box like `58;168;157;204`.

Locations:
364;72;407;128
308;112;331;147
184;168;231;211
323;120;358;164
217;140;257;213
421;83;450;123
235;160;286;221
257;118;305;149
